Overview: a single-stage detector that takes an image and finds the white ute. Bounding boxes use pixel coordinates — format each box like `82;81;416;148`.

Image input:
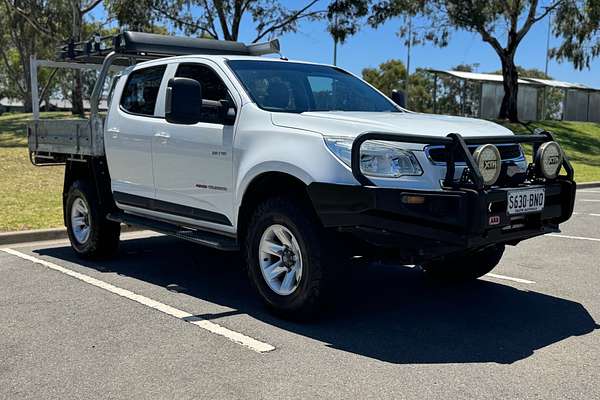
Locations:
28;32;576;318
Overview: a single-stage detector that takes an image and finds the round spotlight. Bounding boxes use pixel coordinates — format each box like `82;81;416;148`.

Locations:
535;141;563;179
473;144;501;186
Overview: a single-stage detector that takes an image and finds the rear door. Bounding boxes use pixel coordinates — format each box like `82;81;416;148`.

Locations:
105;64;167;201
151;61;238;231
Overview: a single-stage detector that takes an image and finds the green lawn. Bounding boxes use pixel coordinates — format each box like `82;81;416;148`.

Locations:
0;112;71;232
1;112;599;232
502;120;600;183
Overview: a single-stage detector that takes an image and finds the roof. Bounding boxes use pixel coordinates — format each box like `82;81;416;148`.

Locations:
520;77;597;90
0;98;107;110
428;69;534;85
428;69;600;91
0;98;24;107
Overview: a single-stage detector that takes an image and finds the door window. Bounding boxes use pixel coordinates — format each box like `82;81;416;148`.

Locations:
120;65;167;116
175;63;234;124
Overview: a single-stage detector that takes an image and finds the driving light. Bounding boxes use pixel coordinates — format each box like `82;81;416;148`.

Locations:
472;144;501;186
535;141;563;179
324;138;423;178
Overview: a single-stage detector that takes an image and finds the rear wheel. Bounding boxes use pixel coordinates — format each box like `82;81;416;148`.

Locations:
65;180;120;259
245;197;336;319
421;244;505;281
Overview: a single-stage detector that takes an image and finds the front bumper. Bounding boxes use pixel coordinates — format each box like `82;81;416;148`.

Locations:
308;131;576;263
308;179;576;262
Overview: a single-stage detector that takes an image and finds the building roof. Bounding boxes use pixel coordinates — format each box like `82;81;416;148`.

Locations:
0;98;24;107
519;77;597;90
427;69;600;91
428;69;535;85
0;98;107;110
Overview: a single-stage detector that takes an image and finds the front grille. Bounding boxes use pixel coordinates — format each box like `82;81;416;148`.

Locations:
426;144;523;164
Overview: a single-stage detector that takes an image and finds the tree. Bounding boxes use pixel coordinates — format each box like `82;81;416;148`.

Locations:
361;59;433;111
328;1;595;123
552;1;600;69
0;0;65;112
108;0;325;42
434;64;480;116
1;0;104;115
492;66;562;119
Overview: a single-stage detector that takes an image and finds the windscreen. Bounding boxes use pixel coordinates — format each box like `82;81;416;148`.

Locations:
228;60;399;113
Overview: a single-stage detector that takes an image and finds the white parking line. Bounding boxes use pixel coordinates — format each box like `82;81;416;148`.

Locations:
0;248;275;354
580;199;600;202
572;212;600;217
547;234;600;242
579;190;600;194
485;273;535;284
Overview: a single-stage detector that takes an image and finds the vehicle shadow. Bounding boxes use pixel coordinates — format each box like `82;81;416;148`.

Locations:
36;235;599;365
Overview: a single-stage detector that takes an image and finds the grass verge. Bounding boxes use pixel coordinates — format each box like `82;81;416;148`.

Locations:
503;120;600;183
0;112;71;232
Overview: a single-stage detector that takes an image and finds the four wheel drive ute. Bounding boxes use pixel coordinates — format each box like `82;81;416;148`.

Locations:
27;31;576;318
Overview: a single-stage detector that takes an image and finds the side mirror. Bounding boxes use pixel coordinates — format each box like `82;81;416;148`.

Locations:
165;77;202;124
391;89;406;109
219;100;237;125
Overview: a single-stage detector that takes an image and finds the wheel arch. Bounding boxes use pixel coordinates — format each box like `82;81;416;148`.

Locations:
63;157;115;226
236;170;318;245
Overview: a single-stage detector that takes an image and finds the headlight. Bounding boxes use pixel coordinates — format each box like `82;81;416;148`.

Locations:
472;144;501;186
324;137;423;178
535;141;563;179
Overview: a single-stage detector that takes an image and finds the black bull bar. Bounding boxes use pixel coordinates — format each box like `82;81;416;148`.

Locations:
350;131;575;188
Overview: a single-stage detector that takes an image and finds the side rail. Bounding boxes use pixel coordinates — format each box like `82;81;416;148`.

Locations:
350;131;574;189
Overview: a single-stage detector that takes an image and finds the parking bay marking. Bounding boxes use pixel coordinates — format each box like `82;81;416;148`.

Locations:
485;273;535;284
0;248;275;354
547;234;600;243
572;212;600;217
580;199;600;202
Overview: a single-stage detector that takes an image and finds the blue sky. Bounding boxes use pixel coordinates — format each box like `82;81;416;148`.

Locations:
91;1;600;88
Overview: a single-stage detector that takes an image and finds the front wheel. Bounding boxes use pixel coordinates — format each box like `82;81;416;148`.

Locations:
421;244;505;281
65;180;120;259
245;197;336;319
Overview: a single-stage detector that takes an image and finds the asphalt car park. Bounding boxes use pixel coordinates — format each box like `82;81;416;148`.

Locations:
1;189;599;399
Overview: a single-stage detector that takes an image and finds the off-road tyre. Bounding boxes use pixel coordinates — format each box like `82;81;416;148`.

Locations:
245;196;337;319
65;180;120;259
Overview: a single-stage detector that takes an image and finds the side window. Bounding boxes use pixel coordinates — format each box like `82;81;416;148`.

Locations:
120;65;166;116
175;63;233;124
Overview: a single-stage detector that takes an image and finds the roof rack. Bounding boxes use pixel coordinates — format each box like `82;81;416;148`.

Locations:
57;31;281;64
34;31;282;121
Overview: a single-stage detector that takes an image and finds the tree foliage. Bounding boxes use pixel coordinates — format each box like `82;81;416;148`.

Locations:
0;0;104;114
552;0;600;69
361;59;434;112
329;0;600;122
107;0;325;42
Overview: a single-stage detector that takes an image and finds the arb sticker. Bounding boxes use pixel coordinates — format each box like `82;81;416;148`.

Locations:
489;215;501;225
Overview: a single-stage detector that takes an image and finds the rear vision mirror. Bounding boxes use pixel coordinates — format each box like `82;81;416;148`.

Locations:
219;99;237;125
391;89;406;109
165;77;203;124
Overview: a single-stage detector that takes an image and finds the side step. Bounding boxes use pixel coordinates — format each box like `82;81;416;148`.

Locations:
107;212;239;251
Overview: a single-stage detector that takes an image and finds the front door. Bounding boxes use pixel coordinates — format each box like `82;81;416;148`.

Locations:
152;61;237;230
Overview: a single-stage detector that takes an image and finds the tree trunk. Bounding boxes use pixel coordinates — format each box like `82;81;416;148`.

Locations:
71;2;84;116
499;55;519;122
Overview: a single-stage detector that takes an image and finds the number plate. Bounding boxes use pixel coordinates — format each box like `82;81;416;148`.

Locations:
507;188;545;215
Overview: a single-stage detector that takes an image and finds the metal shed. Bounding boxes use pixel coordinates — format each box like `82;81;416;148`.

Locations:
427;69;600;122
427;69;543;121
522;77;600;123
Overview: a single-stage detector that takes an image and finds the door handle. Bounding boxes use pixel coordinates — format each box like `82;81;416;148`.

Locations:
154;132;171;139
